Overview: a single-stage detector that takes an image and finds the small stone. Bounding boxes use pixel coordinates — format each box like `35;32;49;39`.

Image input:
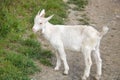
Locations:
111;35;114;37
112;28;116;30
116;15;120;19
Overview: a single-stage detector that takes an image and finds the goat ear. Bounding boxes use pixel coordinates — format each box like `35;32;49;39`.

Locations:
46;15;54;21
37;10;41;15
39;9;45;17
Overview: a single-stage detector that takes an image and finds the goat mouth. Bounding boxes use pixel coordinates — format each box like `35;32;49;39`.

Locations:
32;28;37;33
32;30;37;33
33;30;41;34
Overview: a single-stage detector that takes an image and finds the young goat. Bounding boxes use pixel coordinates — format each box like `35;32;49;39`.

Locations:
32;9;109;80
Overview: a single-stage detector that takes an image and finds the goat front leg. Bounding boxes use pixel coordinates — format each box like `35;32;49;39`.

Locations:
54;52;61;71
82;48;92;80
57;46;69;75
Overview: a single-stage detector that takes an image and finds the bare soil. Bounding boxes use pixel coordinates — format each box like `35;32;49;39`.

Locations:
31;0;120;80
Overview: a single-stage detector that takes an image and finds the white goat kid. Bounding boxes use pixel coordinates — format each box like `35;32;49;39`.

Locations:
32;9;109;80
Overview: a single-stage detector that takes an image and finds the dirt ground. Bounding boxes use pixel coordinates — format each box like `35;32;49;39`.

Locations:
31;0;120;80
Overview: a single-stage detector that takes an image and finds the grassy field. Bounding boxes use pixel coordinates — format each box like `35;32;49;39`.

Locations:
0;0;87;80
0;0;67;80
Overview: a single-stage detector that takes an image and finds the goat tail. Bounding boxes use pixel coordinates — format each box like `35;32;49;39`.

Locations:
100;26;109;37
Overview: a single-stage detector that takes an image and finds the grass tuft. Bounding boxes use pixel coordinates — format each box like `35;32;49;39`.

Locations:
68;0;88;10
79;14;90;25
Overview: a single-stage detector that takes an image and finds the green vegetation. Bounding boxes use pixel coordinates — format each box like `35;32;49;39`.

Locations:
79;14;90;25
0;50;38;80
68;0;88;10
0;0;67;80
67;0;89;25
0;0;88;79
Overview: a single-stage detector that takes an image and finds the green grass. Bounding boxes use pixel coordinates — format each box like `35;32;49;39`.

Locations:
19;38;53;66
0;50;38;80
67;0;89;25
79;14;90;25
0;0;67;80
0;0;67;38
68;0;88;10
0;0;88;79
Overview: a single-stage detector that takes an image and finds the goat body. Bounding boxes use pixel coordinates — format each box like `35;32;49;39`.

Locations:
32;9;109;80
42;22;100;52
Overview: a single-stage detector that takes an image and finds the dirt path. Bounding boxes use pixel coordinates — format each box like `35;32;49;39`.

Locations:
86;0;120;80
31;0;120;80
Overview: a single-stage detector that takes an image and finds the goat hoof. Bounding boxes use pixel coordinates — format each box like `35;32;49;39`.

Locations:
63;73;68;75
54;67;59;71
82;78;86;80
63;71;68;75
82;76;87;80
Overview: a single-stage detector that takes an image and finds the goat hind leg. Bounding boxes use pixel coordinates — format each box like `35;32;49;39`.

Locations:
93;49;102;80
82;48;92;80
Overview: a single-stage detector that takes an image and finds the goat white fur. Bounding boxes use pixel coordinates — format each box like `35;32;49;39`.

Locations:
32;9;109;80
